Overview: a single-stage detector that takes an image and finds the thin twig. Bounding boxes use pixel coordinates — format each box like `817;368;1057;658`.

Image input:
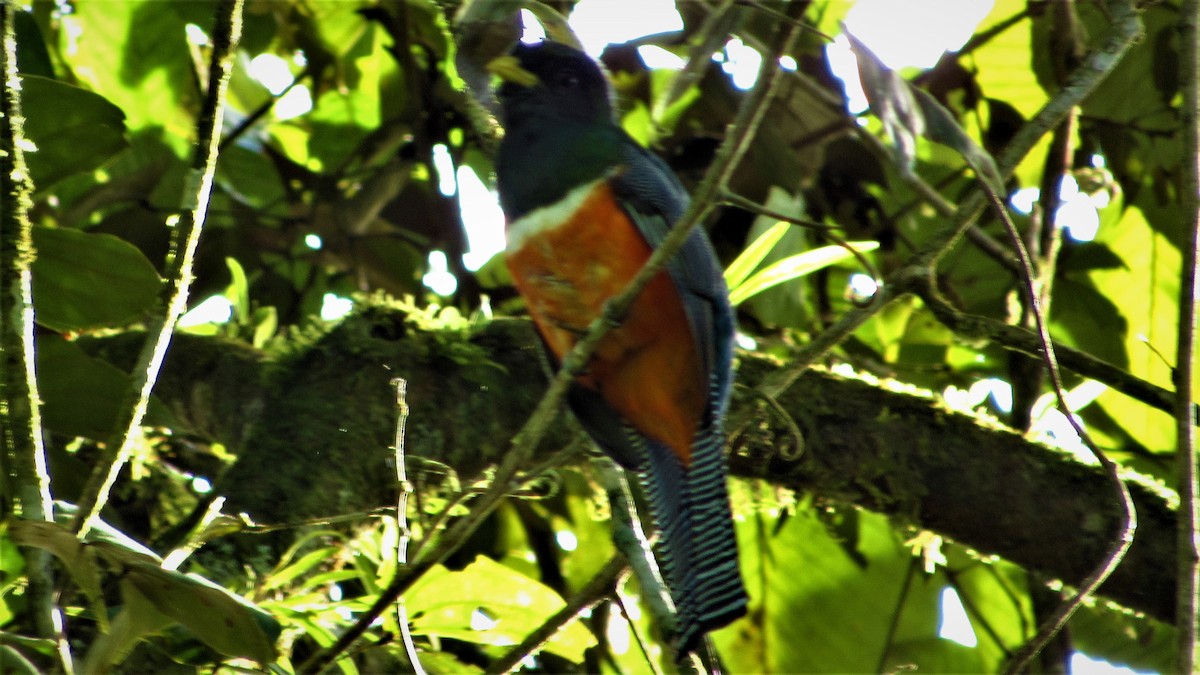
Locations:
297;15;804;674
854;126;1023;274
916;283;1185;417
596;459;676;664
0;3;62;667
922;0;1140;266
733;0;833;41
391;378;426;674
1176;0;1200;668
71;0;245;538
218;65;312;153
653;0;742;126
874;558;919;674
486;554;629;674
612;572;663;675
983;187;1135;674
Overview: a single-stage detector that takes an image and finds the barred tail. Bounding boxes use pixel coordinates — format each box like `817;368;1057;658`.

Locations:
637;429;748;657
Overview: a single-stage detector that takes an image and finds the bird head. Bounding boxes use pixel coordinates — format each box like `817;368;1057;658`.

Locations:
488;41;614;126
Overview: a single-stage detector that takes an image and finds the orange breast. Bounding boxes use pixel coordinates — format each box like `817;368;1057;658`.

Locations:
505;182;705;464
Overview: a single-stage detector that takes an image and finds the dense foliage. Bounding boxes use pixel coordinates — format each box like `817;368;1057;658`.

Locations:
0;0;1193;672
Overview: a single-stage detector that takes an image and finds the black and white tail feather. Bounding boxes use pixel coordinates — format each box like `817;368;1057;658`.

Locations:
630;417;747;657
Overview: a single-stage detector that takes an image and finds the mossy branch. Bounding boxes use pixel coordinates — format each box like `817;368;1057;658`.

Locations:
0;1;57;657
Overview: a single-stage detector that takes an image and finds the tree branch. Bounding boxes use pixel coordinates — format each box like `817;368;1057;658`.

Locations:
0;1;58;659
78;314;1181;627
1176;0;1200;667
71;0;244;537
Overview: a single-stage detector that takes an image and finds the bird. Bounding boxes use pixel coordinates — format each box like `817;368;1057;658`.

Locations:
489;40;748;657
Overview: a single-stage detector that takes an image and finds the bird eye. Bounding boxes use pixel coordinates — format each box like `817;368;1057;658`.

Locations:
557;72;580;88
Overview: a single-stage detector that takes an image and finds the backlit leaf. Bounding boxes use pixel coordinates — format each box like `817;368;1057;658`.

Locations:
407;556;596;662
729;241;879;306
19;75;128;189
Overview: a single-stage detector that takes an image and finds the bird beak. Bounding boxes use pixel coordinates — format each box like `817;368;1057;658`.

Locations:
486;55;540;88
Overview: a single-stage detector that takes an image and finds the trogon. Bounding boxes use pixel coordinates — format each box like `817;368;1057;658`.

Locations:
490;41;748;656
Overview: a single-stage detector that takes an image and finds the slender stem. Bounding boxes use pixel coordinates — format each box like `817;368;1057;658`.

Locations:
612;572;663;675
70;0;244;538
733;0;832;40
1176;0;1200;668
485;554;629;674
917;284;1182;416
984;187;1136;674
874;558;919;674
653;0;741;126
297;16;804;674
218;65;311;153
596;460;677;666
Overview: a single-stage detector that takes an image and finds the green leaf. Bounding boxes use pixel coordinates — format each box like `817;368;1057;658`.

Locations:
973;0;1045;121
942;546;1031;668
260;547;340;593
1086;205;1179;452
407;556;596;663
724;220;790;291
886;636;986;673
57;504;164;563
734;188;813;327
0;525;26;578
8;520;108;633
729;241;879;306
0;645;41;675
911;86;1005;193
12;516;278;667
82;581;175;673
620;101;653;148
714;507;944;672
849;33;1002;192
37;336;174;439
19;75;128;189
120;563;280;664
649;69;700;135
1078;3;1179;135
215;145;287;211
62;1;198;154
971;0;1049;187
897;309;956;372
225;257;251;324
14;10;55;78
1069;599;1175;673
31;226;161;332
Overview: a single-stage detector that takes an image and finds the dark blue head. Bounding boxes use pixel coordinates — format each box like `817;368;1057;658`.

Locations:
493;41;614;128
492;42;624;218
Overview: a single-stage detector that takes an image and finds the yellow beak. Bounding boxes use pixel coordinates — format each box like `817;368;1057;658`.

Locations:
486;54;540;88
